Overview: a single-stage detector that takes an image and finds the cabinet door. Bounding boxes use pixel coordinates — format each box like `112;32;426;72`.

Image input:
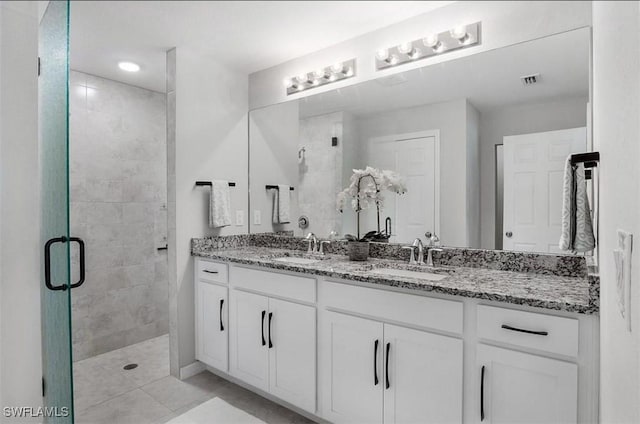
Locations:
476;344;578;424
383;324;463;424
196;281;228;370
321;311;384;424
229;289;269;391
268;298;316;413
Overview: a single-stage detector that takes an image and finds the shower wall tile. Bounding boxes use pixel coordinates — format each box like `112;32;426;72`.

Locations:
70;71;168;360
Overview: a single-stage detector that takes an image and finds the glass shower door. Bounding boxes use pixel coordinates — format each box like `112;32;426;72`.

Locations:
39;1;75;422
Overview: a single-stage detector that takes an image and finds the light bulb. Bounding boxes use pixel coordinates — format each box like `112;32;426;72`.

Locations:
398;42;413;54
297;73;309;83
329;73;337;82
344;67;354;77
450;25;470;43
331;62;344;73
409;48;422;59
376;48;389;61
423;34;443;52
388;54;399;65
312;79;320;86
423;34;439;47
313;69;326;79
283;78;294;88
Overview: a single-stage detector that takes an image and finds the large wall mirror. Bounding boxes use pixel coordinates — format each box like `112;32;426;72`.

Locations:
249;27;592;254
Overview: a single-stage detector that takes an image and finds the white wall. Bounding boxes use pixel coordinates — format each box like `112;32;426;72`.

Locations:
249;1;591;109
593;2;640;422
249;101;299;234
0;0;43;420
355;99;472;247
169;46;249;373
478;97;588;249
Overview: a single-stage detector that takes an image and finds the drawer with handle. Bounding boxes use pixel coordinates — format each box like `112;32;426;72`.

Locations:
196;259;228;284
477;304;579;357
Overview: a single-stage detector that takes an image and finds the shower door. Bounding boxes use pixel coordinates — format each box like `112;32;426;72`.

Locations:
39;1;77;422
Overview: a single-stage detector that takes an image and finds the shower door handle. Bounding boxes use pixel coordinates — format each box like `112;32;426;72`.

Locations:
44;236;68;291
69;237;86;289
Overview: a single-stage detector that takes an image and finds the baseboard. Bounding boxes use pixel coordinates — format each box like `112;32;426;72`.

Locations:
179;361;206;380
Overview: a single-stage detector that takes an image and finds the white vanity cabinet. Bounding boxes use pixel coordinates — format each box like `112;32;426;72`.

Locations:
474;305;581;424
476;345;577;424
322;311;463;424
228;266;317;414
320;282;464;424
195;259;229;371
193;258;597;424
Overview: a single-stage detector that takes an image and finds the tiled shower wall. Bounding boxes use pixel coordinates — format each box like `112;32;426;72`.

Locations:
69;71;168;360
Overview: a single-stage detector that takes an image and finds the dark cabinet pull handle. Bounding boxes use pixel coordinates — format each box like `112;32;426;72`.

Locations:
480;365;485;421
268;312;273;348
261;310;266;346
203;269;219;274
45;236;68;291
374;339;379;386
385;342;391;389
501;324;548;336
68;237;85;289
219;299;224;331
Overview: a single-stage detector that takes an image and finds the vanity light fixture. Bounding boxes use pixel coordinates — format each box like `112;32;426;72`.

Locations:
375;22;481;71
284;58;356;95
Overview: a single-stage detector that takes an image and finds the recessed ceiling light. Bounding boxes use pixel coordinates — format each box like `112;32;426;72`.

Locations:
118;61;140;72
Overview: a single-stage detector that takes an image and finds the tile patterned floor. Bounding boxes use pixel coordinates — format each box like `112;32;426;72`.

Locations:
73;334;314;424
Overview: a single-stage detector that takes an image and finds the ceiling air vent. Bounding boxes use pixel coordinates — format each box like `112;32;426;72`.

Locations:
520;73;541;85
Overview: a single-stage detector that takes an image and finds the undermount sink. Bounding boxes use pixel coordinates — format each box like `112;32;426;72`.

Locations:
273;257;321;265
370;267;448;281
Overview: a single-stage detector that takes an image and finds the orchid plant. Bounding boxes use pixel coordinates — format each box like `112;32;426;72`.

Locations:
337;166;407;241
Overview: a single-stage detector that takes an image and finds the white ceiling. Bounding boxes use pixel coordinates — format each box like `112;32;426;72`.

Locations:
297;27;590;118
70;1;454;92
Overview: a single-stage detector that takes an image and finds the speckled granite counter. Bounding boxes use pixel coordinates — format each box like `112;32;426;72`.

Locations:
192;242;599;315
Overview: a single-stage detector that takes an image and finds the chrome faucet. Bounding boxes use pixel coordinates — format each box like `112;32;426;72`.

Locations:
319;240;331;255
401;245;417;264
424;232;442;267
412;238;425;264
305;232;318;253
426;247;443;267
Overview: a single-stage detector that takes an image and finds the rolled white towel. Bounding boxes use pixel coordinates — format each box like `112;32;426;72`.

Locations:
209;180;231;228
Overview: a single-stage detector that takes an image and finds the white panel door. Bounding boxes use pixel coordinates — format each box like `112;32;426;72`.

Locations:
503;127;586;252
229;289;269;391
476;344;578;424
322;311;384;424
196;281;228;371
268;298;316;413
383;324;463;424
369;134;438;244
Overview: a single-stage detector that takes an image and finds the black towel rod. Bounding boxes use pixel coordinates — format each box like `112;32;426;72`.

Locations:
195;181;236;187
571;152;599;181
266;185;294;191
570;152;599;168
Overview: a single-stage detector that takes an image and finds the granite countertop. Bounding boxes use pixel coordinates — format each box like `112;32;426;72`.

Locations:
192;245;598;315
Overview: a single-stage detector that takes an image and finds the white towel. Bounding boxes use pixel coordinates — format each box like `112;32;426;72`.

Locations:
559;156;595;252
209;180;231;228
271;185;291;224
